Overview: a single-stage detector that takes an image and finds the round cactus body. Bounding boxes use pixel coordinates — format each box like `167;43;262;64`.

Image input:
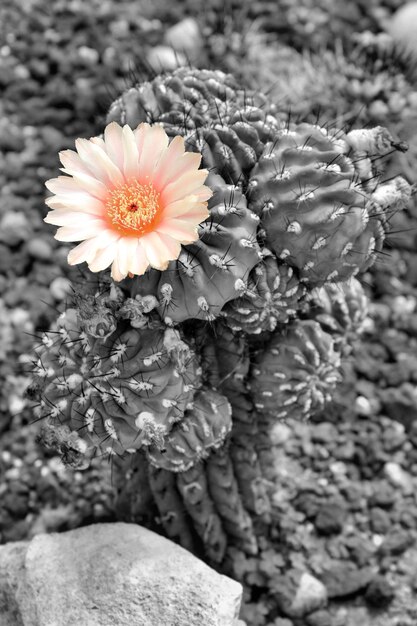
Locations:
34;312;201;462
146;388;232;472
306;277;369;340
222;250;306;333
248;123;412;286
249;320;342;421
107;67;281;185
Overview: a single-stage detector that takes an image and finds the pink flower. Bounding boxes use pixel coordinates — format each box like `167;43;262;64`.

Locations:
44;122;212;281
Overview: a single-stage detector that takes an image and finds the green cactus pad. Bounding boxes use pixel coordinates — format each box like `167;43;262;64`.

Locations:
107;67;276;133
146;388;232;472
34;312;201;461
249;319;342;420
305;277;369;340
248;123;411;285
222;250;306;333
176;461;228;563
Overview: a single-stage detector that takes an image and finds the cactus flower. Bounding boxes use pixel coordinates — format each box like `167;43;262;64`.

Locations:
44;122;212;281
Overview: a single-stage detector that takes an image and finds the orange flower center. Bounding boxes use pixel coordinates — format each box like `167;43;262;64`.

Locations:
104;180;161;236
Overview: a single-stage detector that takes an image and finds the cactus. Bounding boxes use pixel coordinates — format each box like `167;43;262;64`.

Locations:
31;66;413;609
107;67;281;185
302;277;369;354
248;320;342;421
248;123;411;286
222;249;306;333
32;308;202;463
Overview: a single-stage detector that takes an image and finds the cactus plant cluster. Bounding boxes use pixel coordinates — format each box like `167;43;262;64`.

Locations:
30;68;412;581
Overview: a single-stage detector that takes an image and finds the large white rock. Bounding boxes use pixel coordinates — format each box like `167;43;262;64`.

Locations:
0;523;242;626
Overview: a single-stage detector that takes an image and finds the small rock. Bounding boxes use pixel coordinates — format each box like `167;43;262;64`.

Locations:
320;564;374;598
0;211;30;246
344;535;374;567
306;609;332;626
77;46;100;66
354;396;372;416
379;384;417;429
49;276;72;301
275;571;327;618
333;440;355;461
368;481;396;508
364;575;395;609
26;238;53;261
388;2;417;58
147;46;187;71
384;462;414;495
370;508;391;534
270;422;292;445
314;500;346;536
165;18;202;62
311;423;337;444
378;530;414;556
293;491;321;519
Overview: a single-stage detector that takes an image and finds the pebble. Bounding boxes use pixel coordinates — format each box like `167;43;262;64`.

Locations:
354;396;372;416
384;462;414;495
311;423;338;444
26;237;53;260
370;507;391;535
0;211;30;245
364;575;395;608
368;481;396;508
388;2;417;58
49;276;72;301
164;18;202;61
306;609;332;626
314;500;346;536
378;530;414;556
147;46;187;71
275;571;327;618
320;564;374;599
270;422;292;445
77;45;100;65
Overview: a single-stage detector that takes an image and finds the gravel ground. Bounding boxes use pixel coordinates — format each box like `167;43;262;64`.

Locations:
1;1;417;625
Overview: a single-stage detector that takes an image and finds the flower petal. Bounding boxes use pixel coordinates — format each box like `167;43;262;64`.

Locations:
89;242;119;273
154;138;202;188
161;169;210;205
160;197;209;220
155;232;182;259
130;241;150;276
111;256;126;281
104;122;124;171
140;232;172;270
75;138;123;187
137;124;169;181
156;218;200;243
44;210;102;227
59;169;108;200
59;149;92;177
67;239;101;265
122;124;139;180
45;195;105;216
54;221;105;242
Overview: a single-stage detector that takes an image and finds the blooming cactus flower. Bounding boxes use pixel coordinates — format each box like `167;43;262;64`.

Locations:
44;122;212;281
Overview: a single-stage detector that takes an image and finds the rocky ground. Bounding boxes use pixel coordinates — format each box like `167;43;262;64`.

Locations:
1;1;417;625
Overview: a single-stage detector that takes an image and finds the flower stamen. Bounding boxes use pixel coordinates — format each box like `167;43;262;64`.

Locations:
105;180;161;236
